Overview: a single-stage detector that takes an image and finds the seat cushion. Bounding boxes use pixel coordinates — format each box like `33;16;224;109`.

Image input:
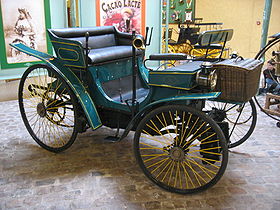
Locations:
88;46;143;64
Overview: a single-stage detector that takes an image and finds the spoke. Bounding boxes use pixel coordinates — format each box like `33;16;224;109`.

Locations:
151;158;169;174
158;113;174;141
180;161;194;188
143;154;168;163
188;155;221;169
156;159;172;179
162;160;174;183
182;123;209;149
186;132;216;150
187;157;214;179
148;119;172;145
140;142;166;151
179;111;186;146
186;117;199;139
168;160;176;185
141;131;169;147
189;148;222;156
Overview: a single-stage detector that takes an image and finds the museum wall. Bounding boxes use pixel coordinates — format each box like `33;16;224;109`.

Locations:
1;0;279;79
196;0;280;58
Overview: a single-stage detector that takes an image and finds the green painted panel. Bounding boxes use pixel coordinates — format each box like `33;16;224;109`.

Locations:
162;0;195;24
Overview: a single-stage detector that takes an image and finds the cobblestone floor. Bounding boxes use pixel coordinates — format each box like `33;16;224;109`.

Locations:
0;99;279;210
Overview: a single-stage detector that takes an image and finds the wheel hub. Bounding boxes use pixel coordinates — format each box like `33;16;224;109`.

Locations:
209;108;226;122
170;147;185;161
37;103;46;117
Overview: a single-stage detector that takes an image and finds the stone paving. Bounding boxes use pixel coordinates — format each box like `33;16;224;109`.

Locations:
0;99;279;210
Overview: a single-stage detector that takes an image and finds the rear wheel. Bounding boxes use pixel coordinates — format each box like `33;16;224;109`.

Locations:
204;99;257;148
18;64;79;152
134;105;228;194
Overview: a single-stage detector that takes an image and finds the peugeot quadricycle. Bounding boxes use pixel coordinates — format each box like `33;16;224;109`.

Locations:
12;25;266;194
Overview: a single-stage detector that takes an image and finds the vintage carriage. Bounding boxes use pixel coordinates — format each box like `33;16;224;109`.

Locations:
12;25;275;194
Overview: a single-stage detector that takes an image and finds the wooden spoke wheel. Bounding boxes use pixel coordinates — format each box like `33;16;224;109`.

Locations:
177;43;193;55
18;64;79;153
190;48;221;59
203;100;257;148
134;105;228;194
161;43;176;67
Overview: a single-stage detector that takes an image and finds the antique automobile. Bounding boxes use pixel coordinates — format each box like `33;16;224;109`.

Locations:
11;25;265;194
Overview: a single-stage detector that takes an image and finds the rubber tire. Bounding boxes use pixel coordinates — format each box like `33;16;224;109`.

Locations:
134;105;228;194
228;99;257;148
18;64;79;153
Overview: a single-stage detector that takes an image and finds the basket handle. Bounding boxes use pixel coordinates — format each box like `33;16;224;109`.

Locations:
234;56;244;63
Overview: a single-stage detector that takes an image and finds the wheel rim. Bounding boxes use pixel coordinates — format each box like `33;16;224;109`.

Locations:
203;100;257;148
255;38;280;122
19;64;78;152
134;105;228;194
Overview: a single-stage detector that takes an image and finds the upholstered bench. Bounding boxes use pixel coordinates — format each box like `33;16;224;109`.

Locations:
48;26;144;66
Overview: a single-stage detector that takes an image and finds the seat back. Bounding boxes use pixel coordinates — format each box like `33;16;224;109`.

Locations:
197;29;233;46
49;26;117;49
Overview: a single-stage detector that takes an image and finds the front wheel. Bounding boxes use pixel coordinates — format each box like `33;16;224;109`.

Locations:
18;64;79;153
134;105;228;194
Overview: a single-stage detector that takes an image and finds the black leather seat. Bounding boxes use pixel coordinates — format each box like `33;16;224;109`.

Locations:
48;26;144;65
88;46;143;64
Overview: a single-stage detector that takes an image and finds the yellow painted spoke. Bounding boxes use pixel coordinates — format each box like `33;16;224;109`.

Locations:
22;94;38;104
180;161;194;188
188;155;220;169
190;122;206;140
47;95;71;109
151;158;169;174
181;113;192;145
186;117;199;140
174;162;181;188
189;148;222;156
183;126;212;149
141;153;168;157
179;111;186;146
160;113;175;141
149;119;173;145
200;139;220;145
174;111;179;145
44;85;65;108
141;131;169;147
184;160;206;186
168;160;176;185
156;159;172;179
187;157;214;179
143;154;168;163
48;115;70;146
156;114;173;140
139;142;166;151
168;111;175;126
146;156;170;169
184;160;201;186
185;133;216;150
145;123;172;145
161;160;174;183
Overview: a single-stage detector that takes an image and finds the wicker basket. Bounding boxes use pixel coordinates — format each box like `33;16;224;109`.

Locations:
213;58;263;103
